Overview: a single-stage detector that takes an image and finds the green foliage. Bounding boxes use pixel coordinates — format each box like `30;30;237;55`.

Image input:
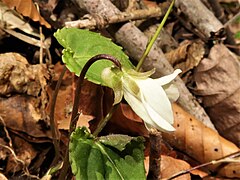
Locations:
235;31;240;39
54;28;134;85
69;127;146;180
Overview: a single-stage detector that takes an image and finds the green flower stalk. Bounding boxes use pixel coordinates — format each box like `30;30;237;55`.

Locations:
101;67;182;132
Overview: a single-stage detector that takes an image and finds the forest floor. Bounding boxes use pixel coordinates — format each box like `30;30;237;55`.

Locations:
0;0;239;179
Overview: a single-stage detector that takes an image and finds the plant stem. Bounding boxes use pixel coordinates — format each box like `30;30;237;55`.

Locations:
147;129;162;180
136;0;175;71
59;54;121;180
50;66;67;167
93;105;118;137
135;1;175;179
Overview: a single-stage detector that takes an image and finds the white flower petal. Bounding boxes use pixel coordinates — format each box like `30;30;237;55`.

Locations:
136;78;174;124
142;99;175;132
163;84;179;102
154;69;182;86
123;88;153;125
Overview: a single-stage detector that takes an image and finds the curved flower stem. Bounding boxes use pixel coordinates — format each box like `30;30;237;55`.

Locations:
59;54;121;180
70;54;121;133
50;66;67;166
136;0;175;72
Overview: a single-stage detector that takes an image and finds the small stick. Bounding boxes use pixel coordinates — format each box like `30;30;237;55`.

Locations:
166;151;240;180
65;7;163;29
147;129;162;180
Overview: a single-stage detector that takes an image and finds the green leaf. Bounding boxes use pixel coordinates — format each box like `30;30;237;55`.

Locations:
235;31;240;39
54;28;134;85
69;127;146;180
99;134;135;151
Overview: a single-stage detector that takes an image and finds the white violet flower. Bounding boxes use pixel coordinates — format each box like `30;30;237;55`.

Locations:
101;67;182;132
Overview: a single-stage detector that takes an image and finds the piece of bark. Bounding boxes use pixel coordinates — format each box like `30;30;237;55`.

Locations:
147;129;162;180
73;0;216;130
193;44;240;146
175;0;223;39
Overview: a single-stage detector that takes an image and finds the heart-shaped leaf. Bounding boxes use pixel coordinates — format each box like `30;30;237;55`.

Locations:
69;127;145;180
54;28;134;85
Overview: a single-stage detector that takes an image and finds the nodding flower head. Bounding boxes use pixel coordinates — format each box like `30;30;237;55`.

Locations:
101;67;182;132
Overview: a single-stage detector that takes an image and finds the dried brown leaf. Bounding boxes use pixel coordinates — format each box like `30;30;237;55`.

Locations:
6;136;37;173
165;40;204;74
0;53;49;97
144;155;191;180
163;103;240;178
0;53;51;139
2;0;51;28
0;95;51;138
107;103;149;136
193;44;240;146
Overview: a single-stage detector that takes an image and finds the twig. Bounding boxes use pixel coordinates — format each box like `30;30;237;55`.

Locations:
0;116;13;147
166;151;240;180
223;11;240;28
35;3;43;64
59;54;121;180
147;129;162;180
2;29;49;48
208;0;240;55
175;0;223;38
65;7;163;29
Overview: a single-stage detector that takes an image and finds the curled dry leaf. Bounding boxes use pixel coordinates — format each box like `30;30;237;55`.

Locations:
2;0;51;28
193;44;240;146
0;95;51;138
165;40;204;75
163;103;240;178
0;53;50;97
0;53;51;139
161;155;191;180
0;2;36;36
